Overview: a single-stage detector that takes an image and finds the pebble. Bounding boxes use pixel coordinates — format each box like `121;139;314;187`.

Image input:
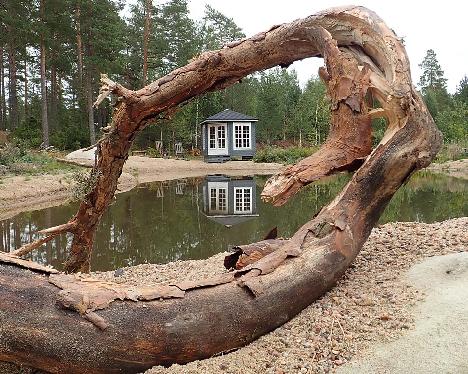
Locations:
88;218;467;374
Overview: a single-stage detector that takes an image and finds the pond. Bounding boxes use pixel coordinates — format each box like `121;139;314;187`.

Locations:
1;172;466;271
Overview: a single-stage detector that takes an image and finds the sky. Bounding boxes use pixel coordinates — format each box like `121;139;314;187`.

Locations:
128;0;468;93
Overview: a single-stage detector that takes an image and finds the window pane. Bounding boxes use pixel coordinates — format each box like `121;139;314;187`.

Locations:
217;126;226;148
209;127;216;148
235;189;242;212
219;188;226;211
235;125;241;148
210;188;216;210
243;188;251;211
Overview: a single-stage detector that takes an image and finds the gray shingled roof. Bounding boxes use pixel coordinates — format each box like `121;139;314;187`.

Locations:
202;109;258;123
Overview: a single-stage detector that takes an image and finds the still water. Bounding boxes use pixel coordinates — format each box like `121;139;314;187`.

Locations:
1;172;466;271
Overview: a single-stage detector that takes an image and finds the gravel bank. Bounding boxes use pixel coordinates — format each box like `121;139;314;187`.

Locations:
1;218;466;373
90;218;467;374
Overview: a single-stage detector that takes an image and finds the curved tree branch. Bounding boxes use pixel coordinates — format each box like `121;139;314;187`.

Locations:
0;6;441;373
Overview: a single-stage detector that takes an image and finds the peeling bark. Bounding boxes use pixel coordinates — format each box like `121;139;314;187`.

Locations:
0;6;441;373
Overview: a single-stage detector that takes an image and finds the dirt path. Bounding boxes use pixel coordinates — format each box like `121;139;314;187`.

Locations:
0;157;282;220
336;252;468;374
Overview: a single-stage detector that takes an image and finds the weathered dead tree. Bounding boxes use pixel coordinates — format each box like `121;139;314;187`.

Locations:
0;6;441;373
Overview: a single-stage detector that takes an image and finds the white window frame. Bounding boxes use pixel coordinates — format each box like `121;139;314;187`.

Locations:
234;187;253;214
232;122;252;150
207;123;228;155
207;181;229;213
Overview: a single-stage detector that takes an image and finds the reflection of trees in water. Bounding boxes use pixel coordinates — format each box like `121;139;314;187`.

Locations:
380;171;467;223
1;172;466;271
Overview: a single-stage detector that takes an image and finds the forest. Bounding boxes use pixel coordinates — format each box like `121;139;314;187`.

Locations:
0;0;466;154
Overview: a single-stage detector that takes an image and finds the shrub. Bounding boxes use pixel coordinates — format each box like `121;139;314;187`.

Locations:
254;146;317;164
50;123;89;150
12;117;42;148
146;147;162;158
0;143;79;175
434;142;467;163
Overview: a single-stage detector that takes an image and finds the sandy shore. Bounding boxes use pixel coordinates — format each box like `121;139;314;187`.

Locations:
426;158;468;179
87;218;467;374
0;156;465;221
0;156;282;220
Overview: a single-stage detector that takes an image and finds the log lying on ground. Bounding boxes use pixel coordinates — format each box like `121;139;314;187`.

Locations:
0;6;441;373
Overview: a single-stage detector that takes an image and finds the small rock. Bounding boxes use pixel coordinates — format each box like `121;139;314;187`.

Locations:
356;296;374;306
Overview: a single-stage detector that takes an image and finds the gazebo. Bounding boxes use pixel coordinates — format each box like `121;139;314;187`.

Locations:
199;109;257;163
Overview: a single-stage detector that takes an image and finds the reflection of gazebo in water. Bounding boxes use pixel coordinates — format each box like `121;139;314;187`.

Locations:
202;175;258;227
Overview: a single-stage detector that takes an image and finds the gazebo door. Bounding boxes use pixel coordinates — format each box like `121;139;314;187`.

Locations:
207;123;228;155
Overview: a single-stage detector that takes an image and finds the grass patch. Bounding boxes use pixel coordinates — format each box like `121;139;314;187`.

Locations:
0;144;80;176
254;146;318;164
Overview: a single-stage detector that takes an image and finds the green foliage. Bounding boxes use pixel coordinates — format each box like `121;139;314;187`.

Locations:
200;5;245;50
435;100;468;144
12;117;42;148
146;147;162;158
290;77;330;145
418;50;451;119
254;146;318;164
0;144;78;175
50;122;89;150
455;76;468;103
418;49;448;93
255;68;302;142
371;117;387;146
2;0;466;158
434;143;467;163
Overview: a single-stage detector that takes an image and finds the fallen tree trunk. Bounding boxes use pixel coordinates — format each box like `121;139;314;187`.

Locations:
0;6;440;373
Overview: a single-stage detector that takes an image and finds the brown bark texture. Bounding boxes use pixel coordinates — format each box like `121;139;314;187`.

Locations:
0;6;441;373
7;40;18;129
0;46;5;130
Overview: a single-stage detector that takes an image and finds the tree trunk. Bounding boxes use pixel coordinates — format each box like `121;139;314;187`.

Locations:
39;0;49;147
0;46;5;130
50;61;57;130
75;3;83;89
142;0;152;85
1;6;441;372
85;67;96;145
23;50;28;120
7;41;18;130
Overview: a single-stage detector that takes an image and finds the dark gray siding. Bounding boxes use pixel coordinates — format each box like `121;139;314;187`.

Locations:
203;176;257;217
229;178;257;213
201;120;256;160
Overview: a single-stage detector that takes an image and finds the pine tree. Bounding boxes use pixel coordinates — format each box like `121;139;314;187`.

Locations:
418;49;447;93
200;5;245;50
142;0;153;85
455;75;468;104
39;0;49;146
418;49;450;118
